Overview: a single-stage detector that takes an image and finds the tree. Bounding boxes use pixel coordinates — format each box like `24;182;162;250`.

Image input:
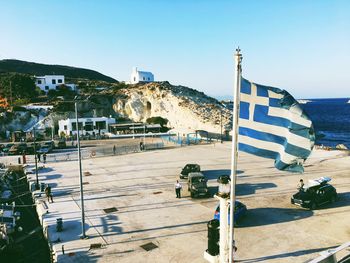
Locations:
146;116;169;132
0;73;38;103
56;84;76;99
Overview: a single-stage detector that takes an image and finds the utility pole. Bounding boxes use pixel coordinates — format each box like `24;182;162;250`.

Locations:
220;108;223;143
143;123;146;147
33;127;39;189
9;81;13;111
74;98;86;239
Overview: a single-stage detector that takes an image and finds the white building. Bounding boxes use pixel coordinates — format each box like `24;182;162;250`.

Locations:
35;75;76;93
58;117;116;136
130;67;154;84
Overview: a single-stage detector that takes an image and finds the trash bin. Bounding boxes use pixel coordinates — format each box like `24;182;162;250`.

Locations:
207;219;220;256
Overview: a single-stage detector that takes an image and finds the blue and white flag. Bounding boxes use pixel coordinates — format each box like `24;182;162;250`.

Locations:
238;78;315;173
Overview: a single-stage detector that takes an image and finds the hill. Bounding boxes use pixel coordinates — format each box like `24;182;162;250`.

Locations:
0;59;118;83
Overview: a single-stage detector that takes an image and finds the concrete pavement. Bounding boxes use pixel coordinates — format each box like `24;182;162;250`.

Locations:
26;143;350;262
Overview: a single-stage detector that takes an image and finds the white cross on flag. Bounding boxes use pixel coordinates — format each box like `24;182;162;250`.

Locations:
238;78;315;172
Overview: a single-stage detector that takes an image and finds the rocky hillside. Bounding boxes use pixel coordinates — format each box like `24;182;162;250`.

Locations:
109;82;231;135
0;59;117;83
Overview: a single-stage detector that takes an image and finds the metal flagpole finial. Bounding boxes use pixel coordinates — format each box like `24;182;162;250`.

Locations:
235;47;243;61
236;46;241;54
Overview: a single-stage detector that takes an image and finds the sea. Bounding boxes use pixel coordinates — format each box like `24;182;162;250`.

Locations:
299;98;350;148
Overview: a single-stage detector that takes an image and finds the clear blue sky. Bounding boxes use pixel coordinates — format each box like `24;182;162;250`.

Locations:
1;0;349;99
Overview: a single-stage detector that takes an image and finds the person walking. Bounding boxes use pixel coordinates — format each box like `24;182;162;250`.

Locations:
37;153;41;162
22;151;26;164
45;184;53;203
298;179;304;190
43;153;47;164
175;180;182;198
113;145;116;155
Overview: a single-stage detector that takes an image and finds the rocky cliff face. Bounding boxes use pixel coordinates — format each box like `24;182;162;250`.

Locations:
111;82;231;135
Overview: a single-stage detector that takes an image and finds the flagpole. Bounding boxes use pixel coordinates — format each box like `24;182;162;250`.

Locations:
229;48;242;263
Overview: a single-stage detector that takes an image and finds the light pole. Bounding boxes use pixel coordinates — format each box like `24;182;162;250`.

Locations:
204;175;231;263
33;127;39;189
132;123;135;139
143;124;146;147
74;97;86;239
220;108;223;143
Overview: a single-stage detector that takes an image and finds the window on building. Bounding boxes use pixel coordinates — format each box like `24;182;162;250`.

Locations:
45;86;49;90
84;122;93;131
143;77;145;80
148;77;150;80
64;125;67;130
72;122;83;131
37;80;42;84
134;77;136;81
58;79;63;84
95;121;106;130
52;79;56;84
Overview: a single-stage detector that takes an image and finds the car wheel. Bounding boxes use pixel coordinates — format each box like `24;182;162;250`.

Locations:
310;202;317;210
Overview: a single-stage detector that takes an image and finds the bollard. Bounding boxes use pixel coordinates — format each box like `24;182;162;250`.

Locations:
40;182;46;192
56;218;63;232
62;245;65;254
207;219;220;256
18;157;21;164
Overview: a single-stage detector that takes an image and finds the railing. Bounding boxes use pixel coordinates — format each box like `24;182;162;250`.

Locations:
0;142;165;164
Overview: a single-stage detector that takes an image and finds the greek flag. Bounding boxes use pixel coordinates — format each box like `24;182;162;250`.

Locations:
238;78;315;173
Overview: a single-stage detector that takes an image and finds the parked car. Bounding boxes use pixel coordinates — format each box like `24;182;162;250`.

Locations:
214;200;247;225
43;141;54;152
57;140;67;149
180;163;201;179
2;143;14;154
37;146;50;154
8;145;19;155
9;143;27;155
291;177;337;210
26;142;41;154
187;172;209;198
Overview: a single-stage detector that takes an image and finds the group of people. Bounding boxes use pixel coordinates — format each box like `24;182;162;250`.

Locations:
36;153;47;163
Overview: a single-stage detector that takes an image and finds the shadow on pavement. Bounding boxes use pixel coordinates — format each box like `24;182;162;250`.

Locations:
42;173;63;180
236;245;338;262
313;191;350;211
239;207;313;228
236;182;277;196
202;169;244;180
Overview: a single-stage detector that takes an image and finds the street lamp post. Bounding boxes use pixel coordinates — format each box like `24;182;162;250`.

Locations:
74;98;86;239
204;175;231;263
33;127;39;189
143;124;146;147
220;109;223;143
217;175;231;263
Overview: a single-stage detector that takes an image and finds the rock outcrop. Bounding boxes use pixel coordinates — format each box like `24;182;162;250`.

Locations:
111;82;231;135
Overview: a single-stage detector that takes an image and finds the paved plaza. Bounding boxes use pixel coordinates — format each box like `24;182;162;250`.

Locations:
29;143;350;262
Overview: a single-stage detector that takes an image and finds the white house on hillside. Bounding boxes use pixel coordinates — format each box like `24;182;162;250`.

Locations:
58;117;116;136
35;75;76;93
130;67;154;84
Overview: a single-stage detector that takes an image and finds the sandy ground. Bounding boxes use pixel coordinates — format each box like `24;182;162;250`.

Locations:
27;143;350;263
